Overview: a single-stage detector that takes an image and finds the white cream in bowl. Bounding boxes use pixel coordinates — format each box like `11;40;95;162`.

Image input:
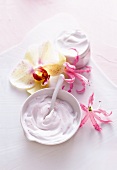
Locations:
55;29;90;68
21;88;82;145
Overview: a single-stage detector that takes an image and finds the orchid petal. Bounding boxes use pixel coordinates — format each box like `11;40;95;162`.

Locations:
9;60;35;89
43;53;66;76
25;44;40;66
27;81;49;94
43;64;64;76
88;93;94;107
39;41;62;65
58;52;66;64
39;41;54;64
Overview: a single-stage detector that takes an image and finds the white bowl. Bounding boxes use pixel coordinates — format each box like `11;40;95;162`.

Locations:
20;88;82;145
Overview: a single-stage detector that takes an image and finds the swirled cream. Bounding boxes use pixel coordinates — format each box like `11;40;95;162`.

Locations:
55;29;90;68
22;95;78;144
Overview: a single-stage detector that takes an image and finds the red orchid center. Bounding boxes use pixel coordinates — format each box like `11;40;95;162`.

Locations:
33;67;50;84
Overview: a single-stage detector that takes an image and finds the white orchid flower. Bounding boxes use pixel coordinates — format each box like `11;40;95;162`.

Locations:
9;41;66;94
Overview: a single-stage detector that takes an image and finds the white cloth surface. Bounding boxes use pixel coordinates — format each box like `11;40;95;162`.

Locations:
0;14;117;170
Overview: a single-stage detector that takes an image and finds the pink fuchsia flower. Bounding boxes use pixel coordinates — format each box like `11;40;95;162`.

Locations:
80;93;112;131
9;41;66;94
63;61;91;93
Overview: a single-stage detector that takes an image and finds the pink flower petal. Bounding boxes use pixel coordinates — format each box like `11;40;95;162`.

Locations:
93;124;102;131
73;55;79;66
76;66;92;74
76;86;85;94
62;85;65;89
94;109;112;116
75;73;89;93
63;61;91;93
64;72;75;83
80;93;112;131
89;111;102;131
68;83;74;93
85;66;92;73
70;48;79;66
93;113;112;123
80;113;89;127
64;62;76;72
80;104;88;112
88;93;94;107
75;73;90;85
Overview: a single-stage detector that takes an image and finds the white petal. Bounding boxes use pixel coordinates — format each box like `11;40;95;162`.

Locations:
27;82;49;94
25;44;40;66
43;53;66;76
39;41;59;64
9;60;35;89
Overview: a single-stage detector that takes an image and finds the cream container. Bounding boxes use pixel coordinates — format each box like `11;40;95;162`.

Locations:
55;29;90;68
